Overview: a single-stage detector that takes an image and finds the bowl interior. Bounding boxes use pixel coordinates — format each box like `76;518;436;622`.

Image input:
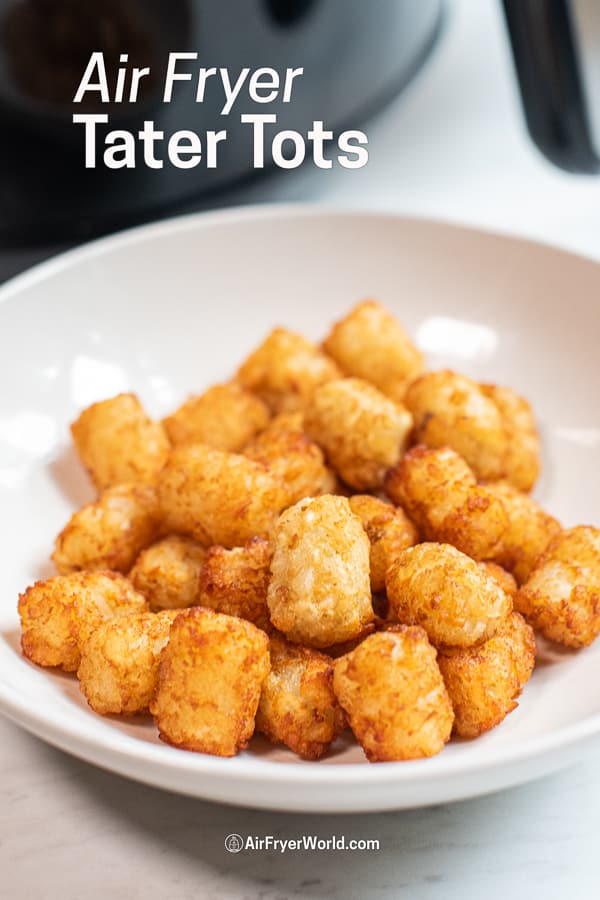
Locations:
1;207;600;793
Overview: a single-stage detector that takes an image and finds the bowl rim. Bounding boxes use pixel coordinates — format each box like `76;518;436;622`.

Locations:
3;201;600;305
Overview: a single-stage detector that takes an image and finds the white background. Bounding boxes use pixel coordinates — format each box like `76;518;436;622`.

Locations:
233;0;600;261
3;1;600;897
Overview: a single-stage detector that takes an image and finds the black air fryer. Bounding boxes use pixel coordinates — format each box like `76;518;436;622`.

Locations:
504;0;600;173
0;0;444;243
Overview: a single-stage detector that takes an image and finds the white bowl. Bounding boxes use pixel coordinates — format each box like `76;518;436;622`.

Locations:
1;206;599;813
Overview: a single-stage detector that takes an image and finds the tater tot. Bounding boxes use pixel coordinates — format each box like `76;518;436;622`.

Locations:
129;535;206;611
479;561;518;599
480;384;541;492
198;537;271;627
438;611;535;738
516;525;600;648
304;377;413;491
71;392;170;490
163;382;270;450
52;483;161;574
322;300;424;402
244;412;333;505
77;610;179;715
157;442;288;547
405;371;507;482
386;543;512;648
18;571;147;671
237;328;341;413
150;608;270;756
256;633;346;759
348;495;419;592
485;480;561;584
267;495;373;648
385;445;508;560
333;627;454;762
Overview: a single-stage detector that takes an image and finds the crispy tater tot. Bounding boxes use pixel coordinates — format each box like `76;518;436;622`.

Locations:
386;543;512;648
157;442;288;547
71;392;170;490
385;445;508;560
348;495;419;592
129;535;206;611
304;377;413;491
52;483;161;574
322;300;424;402
150;608;270;756
405;370;508;482
479;561;518;599
77;610;179;715
163;381;270;450
267;495;373;648
244;411;333;505
480;384;541;492
18;571;147;671
333;627;454;761
516;525;600;648
256;633;346;759
438;611;535;738
237;328;341;413
198;538;272;627
485;480;562;584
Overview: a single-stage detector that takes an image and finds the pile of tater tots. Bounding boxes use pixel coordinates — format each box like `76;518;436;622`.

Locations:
18;300;600;762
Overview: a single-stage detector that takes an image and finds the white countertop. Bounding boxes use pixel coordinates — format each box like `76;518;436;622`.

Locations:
4;1;600;897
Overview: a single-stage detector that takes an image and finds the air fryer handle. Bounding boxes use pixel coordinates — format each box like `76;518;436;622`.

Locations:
502;0;600;173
